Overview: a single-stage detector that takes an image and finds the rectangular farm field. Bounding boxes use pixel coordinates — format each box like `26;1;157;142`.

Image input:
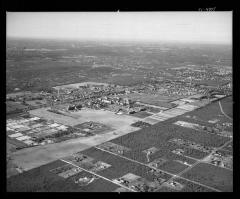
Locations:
178;117;216;128
150;152;197;174
145;106;161;113
184;99;231;124
162;151;196;165
168;124;230;148
119;149;152;164
7;137;28;148
7;160;67;192
146;149;196;174
125;145;196;168
131;111;152;119
110;125;179;152
219;96;232;118
156;177;216;192
143;117;160;124
81;147;173;182
100;141;190;165
173;177;217;192
182;163;233;192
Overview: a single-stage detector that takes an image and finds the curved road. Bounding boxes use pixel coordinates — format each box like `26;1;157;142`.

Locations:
218;101;232;120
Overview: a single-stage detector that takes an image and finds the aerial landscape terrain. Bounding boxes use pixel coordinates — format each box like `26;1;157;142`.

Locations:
6;37;232;192
5;8;234;195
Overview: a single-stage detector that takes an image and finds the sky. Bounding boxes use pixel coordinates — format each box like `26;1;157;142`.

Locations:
6;12;232;44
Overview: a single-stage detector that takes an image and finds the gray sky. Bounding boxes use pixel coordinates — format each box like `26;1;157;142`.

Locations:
7;12;232;44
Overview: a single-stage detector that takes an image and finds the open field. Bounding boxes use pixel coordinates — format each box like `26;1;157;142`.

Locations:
182;163;232;192
219;96;232;118
131;111;153;118
180;116;217;128
110;114;230;154
184;96;232;124
119;93;178;108
7;159;119;192
152;159;189;174
143;117;160;125
8;97;232;191
6;39;232;191
74;121;113;134
10;126;138;171
30;107;139;128
95;140;196;168
7;160;66;191
7;137;28;148
53;81;109;90
11;108;140;170
6;101;28;114
25;99;47;107
7;166;21;179
80;147;172;182
7;141;17;153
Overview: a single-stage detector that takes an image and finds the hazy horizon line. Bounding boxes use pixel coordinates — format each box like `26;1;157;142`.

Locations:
7;36;232;46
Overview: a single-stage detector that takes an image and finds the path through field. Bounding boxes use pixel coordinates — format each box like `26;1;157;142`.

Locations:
218;101;232;120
